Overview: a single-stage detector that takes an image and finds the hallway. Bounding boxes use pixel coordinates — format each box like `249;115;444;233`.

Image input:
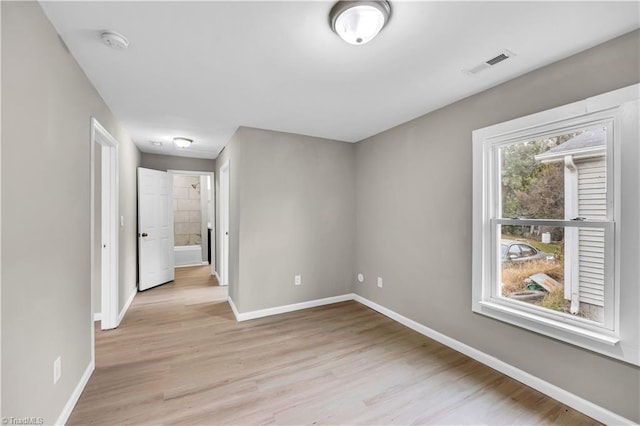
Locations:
68;266;597;425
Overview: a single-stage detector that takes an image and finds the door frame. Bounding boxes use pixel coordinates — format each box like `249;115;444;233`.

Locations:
219;161;230;286
168;170;215;274
90;118;119;336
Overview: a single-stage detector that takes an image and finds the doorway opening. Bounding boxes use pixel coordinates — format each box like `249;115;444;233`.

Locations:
169;170;215;277
90;118;119;339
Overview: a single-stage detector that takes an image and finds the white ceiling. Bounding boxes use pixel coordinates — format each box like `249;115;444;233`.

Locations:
40;1;639;159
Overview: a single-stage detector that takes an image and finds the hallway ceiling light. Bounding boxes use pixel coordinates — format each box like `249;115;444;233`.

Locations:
173;137;193;149
330;1;391;45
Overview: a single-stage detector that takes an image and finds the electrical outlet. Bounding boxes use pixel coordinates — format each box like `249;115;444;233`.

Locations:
53;356;62;384
357;273;364;283
377;277;383;288
295;275;302;286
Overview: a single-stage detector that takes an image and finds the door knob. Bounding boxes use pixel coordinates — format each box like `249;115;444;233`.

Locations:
141;233;148;237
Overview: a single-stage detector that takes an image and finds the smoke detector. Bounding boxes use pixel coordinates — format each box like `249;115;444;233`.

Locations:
101;31;129;50
463;49;516;75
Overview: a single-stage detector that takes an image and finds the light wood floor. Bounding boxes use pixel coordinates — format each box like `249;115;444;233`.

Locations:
69;265;599;425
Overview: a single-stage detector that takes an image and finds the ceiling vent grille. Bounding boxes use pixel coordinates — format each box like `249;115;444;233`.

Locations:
463;49;516;75
486;53;510;66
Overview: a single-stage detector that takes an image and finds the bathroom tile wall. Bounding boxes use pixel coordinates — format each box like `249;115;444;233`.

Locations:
173;175;202;246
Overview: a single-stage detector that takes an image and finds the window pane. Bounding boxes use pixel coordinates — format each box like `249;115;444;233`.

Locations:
518;244;536;257
500;225;605;323
499;126;607;220
507;244;521;258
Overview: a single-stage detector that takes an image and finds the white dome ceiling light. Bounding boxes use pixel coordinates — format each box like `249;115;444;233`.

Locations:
101;31;130;50
173;137;193;149
329;1;391;45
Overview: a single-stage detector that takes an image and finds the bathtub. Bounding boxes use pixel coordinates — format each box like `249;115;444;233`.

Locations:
174;245;205;267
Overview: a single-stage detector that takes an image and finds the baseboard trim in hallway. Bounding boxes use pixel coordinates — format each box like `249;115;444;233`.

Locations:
55;361;94;426
117;287;137;327
229;292;633;425
228;294;353;322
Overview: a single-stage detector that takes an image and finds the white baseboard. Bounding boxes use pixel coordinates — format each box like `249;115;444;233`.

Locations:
229;294;353;322
93;313;101;322
352;294;634;426
116;288;136;326
213;270;221;281
228;296;240;321
55;360;94;425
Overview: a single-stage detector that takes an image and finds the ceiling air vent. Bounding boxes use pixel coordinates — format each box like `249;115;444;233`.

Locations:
463;49;516;75
486;53;510;66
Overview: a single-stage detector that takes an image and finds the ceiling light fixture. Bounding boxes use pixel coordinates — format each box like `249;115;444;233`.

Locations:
329;1;391;45
173;137;193;149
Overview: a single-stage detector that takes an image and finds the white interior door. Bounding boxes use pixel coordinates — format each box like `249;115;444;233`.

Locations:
138;167;174;291
219;162;230;286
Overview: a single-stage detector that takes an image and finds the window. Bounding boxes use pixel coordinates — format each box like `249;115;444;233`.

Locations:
508;244;521;259
517;244;535;257
472;84;639;365
497;124;612;323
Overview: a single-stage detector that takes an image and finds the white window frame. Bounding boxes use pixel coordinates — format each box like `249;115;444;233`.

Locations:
472;84;639;366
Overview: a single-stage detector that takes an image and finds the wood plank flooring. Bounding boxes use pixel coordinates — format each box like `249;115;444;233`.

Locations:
69;265;599;425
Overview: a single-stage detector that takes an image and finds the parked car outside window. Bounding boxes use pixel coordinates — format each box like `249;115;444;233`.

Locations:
501;239;551;263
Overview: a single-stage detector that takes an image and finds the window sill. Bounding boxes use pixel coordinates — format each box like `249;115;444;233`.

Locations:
476;300;619;346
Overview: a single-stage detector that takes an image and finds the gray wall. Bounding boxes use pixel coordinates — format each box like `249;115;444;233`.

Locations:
216;127;356;313
141;152;214;172
354;30;640;422
1;2;140;422
118;127;141;310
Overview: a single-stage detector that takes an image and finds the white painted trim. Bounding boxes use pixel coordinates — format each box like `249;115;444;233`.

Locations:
213;271;221;281
90;118;119;332
54;360;94;426
351;294;635;426
227;296;240;321
93;313;102;322
116;288;136;326
230;294;353;322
